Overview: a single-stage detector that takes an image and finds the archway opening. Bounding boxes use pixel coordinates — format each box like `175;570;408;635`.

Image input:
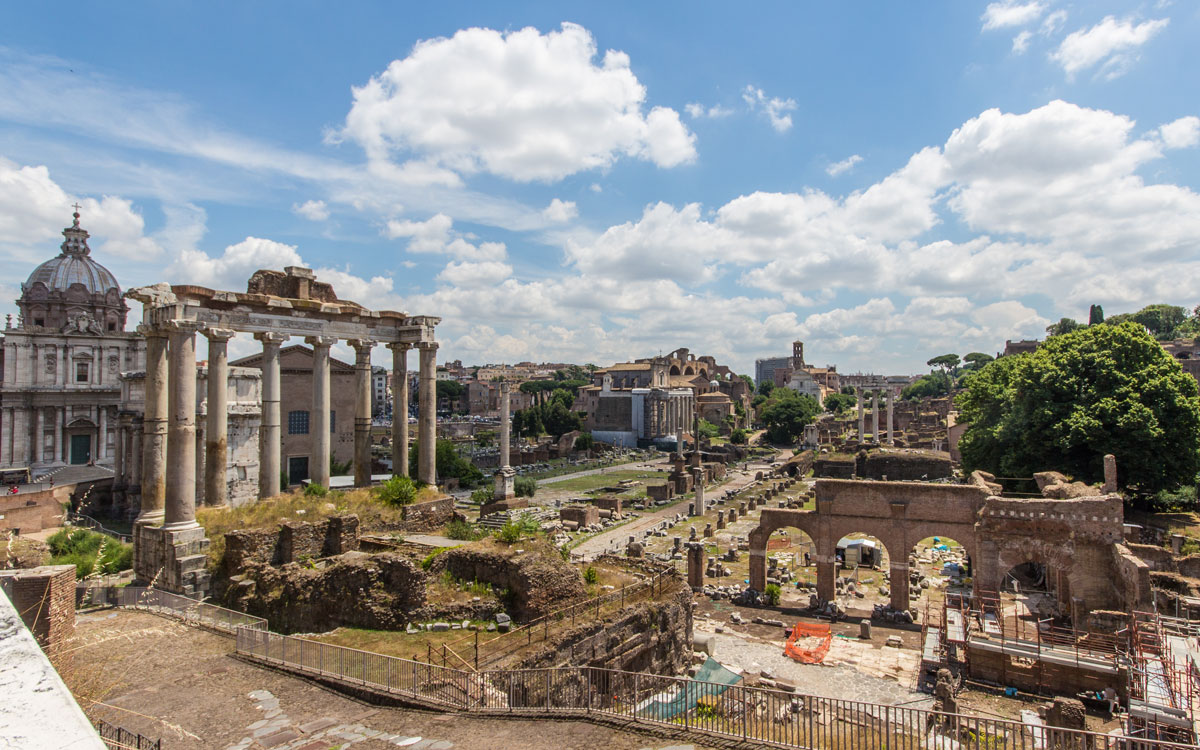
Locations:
764;527;817;607
911;535;973;617
669;365;681;376
996;560;1066;633
834;533;890;611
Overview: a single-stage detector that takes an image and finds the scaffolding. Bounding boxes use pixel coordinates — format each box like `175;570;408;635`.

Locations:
1126;610;1200;743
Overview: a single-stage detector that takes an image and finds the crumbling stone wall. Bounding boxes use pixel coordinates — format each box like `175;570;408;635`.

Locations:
560;505;599;527
399;496;456;532
432;539;586;621
220;553;433;633
510;578;692;675
222;514;359;574
812;453;855;478
857;450;951;481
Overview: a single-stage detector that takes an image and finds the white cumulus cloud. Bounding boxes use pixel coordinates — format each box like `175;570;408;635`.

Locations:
335;22;696;182
981;1;1045;30
685;102;734;119
542;198;579;223
1160;116;1200;149
385;213;507;261
1050;15;1169;80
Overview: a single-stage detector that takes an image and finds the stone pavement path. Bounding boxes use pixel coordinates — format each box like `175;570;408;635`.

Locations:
223;690;453;750
572;451;792;561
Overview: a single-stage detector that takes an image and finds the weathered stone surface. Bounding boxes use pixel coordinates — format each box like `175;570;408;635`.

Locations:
431;538;585;621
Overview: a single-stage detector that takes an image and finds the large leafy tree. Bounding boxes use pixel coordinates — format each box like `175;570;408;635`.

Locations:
759;388;822;445
957;322;1200;492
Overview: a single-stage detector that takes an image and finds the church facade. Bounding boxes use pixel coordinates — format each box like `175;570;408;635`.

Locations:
0;211;145;471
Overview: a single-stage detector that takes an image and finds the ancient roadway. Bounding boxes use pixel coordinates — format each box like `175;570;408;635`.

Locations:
562;447;794;561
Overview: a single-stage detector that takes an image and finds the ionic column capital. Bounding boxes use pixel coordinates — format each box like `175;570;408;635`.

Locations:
254;331;290;346
304;335;338;349
203;327;237;342
347;338;375;351
136;323;168;339
387;342;412;353
415;341;439;352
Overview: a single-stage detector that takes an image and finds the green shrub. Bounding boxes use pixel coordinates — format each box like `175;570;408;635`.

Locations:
495;520;522;544
445;519;483;541
763;583;782;606
1151;485;1198;513
470;487;492;505
583;566;599;584
47;528;132;579
377;475;417;506
514;476;538;498
303;482;328;497
730;428;747;445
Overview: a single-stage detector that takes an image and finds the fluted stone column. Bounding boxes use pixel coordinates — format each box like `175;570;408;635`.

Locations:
204;328;235;506
872;390;880;443
856;387;864;442
887;391;895;446
306;336;335;488
417;342;438;485
255;332;289;498
350;339;375;487
164;320;202;530
113;420;125;484
138;326;168;524
129;418;142;490
55;406;64;463
389;343;410;477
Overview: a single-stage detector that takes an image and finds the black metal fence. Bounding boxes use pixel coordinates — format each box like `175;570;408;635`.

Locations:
94;718;161;750
236;627;1198;750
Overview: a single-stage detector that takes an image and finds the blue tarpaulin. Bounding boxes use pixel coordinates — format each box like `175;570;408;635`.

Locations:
637;657;743;720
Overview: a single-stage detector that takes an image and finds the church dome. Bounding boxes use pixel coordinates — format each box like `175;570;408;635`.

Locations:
17;210;129;332
23;211;120;296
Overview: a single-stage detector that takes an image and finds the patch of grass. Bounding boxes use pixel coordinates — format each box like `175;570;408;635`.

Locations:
46;528;132;579
444;518;485;541
547;470;667;493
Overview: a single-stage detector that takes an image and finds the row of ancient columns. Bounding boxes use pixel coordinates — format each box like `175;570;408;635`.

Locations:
136;322;439;531
648;391;693;438
855;387;895;445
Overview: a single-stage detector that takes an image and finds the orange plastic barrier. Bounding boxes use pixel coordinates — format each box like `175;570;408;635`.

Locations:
784;622;832;664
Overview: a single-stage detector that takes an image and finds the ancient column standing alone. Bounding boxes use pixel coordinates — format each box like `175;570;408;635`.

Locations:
417;341;438;486
493;381;516;501
204;328;235;507
138;325;168;525
306;336;335;488
872;390;880;443
886;391;895;446
389;343;410;477
164;320;202;530
255;332;289;498
856;387;865;443
351;340;375;487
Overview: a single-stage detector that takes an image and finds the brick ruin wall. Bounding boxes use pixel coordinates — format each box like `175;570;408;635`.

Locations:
812;454;855;479
858;451;952;481
0;564;76;660
432;542;587;621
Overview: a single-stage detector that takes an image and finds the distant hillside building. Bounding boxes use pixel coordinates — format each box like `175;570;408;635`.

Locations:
1;211;145;471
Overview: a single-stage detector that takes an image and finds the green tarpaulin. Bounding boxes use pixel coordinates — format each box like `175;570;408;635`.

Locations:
637;657;743;720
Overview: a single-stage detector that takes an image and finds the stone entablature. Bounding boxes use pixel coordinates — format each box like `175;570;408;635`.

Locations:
127;266;441;596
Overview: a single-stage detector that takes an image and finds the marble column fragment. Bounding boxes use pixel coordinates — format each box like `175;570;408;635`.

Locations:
417;342;438;485
164;320;202;530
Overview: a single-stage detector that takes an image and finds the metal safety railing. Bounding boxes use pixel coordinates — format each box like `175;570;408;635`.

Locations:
82;586;267;634
93;718;161;750
235;626;1200;750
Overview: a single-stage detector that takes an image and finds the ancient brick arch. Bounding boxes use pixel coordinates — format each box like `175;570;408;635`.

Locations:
749;480;987;611
747;478;1128;615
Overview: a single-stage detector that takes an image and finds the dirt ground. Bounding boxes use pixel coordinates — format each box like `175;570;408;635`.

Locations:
68;610;723;750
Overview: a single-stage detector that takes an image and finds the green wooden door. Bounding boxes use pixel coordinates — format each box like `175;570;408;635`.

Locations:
70;434;91;464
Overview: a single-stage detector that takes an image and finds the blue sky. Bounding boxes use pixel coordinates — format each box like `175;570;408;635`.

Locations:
1;1;1198;375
